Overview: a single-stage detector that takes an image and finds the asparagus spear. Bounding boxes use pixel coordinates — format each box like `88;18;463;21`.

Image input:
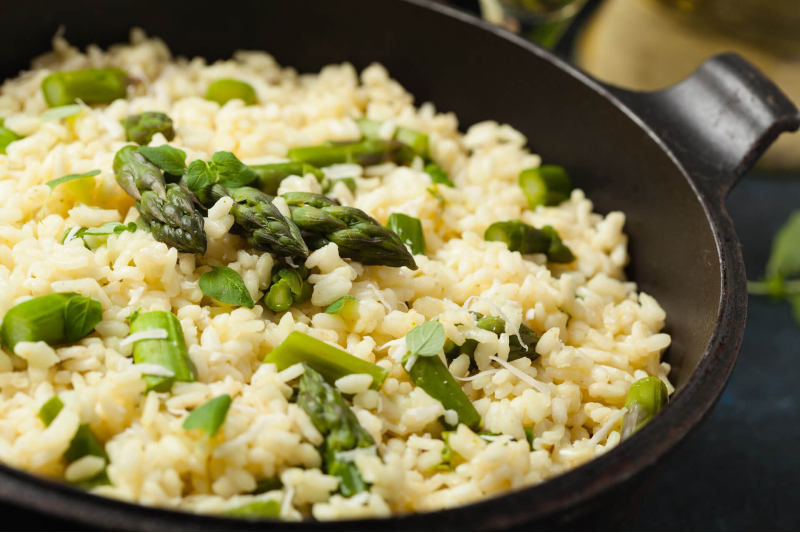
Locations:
264;262;313;313
0;120;21;155
356;118;430;159
283;192;417;269
41;68;128;108
444;311;540;363
197;184;308;257
250;162;325;195
114;145;207;254
621;376;668;439
287;139;415;168
0;293;102;355
122;112;175;146
129;310;197;392
484;220;574;263
265;331;388;390
297;365;374;497
206;79;257;106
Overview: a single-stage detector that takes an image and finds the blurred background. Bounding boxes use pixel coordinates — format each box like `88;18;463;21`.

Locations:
440;0;799;529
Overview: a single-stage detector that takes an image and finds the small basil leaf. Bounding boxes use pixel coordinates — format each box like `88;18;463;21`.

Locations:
61;226;88;245
82;222;128;237
185;160;216;194
211;151;258;188
324;295;358;314
138;145;187;176
46;170;101;192
199;266;255;308
766;210;800;280
406;321;446;358
64;295;103;342
183;394;232;437
425;163;455;188
39;104;82;121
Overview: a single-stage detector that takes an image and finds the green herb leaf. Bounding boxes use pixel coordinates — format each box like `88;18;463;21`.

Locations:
82;221;138;237
324;295;358;314
199;266;255;308
425;163;455;188
386;213;426;256
766;211;800;280
221;500;281;518
406;321;446;358
64;295;103;342
185;160;216;193
138;145;187;176
38;395;65;427
427;185;445;207
211;151;258;188
39;104;82;121
61;226;88;245
183;394;232;437
46;170;101;191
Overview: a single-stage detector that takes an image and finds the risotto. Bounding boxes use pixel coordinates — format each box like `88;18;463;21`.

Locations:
0;29;673;520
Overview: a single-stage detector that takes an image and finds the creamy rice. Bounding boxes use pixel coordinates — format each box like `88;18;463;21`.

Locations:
0;29;673;520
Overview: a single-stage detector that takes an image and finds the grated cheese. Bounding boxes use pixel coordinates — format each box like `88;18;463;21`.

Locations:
489;355;551;395
464;296;527;350
120;329;169;348
588;408;627;447
130;363;175;377
367;283;392;311
453;368;501;382
404;354;418;372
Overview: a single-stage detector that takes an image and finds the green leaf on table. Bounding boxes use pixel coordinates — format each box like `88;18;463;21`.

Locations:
138;145;187;176
211;151;258;188
183;394;232;437
64;295;103;342
199;266;255;308
185;160;216;193
39;104;82;121
425;163;455;188
324;295;358;314
405;321;446;358
766;210;800;281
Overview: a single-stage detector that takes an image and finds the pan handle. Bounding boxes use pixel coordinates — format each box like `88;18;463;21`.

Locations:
605;53;800;200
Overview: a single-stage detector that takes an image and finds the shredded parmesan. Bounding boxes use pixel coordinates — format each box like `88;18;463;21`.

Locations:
404;354;418;372
443;409;459;427
62;226;82;244
488;355;551;395
464;296;527;350
285;257;299;269
453;368;501;382
588;408;628;447
130;363;175;377
281;485;295;518
337;445;377;462
480;434;513;442
367;283;392;311
120;329;169;348
379;337;408;362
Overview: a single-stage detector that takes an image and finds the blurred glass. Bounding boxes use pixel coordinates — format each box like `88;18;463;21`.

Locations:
481;0;589;49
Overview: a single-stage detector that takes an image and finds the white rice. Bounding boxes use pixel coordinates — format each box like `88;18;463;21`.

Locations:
0;29;673;520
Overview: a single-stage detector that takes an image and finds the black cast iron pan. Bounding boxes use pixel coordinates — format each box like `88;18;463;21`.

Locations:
0;0;797;529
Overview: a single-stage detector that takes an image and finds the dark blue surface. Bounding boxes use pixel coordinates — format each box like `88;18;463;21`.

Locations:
627;174;800;531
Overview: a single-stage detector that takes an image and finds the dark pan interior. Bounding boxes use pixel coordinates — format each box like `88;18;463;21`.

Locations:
0;0;722;526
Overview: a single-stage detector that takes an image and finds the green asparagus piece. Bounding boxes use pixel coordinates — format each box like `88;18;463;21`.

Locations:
129;311;197;392
518;165;574;209
297;366;374;497
183;395;231;437
221;500;281;518
445;312;540;363
356;118;430;159
621;376;668;439
287;139;414;168
405;354;481;431
252;477;283;494
542;225;576;263
524;427;534;450
206;79;257;106
265;331;388;391
425;163;455;188
250;162;325;195
0;293;102;355
386;213;426;256
264;263;312;313
41;68;128;107
38;395;109;486
122;112;175;146
114;145;207;254
484;220;574;263
0;120;21;155
283;192;417;269
200;185;308;257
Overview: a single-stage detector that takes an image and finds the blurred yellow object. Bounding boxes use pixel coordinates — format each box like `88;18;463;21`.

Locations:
575;0;800;171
